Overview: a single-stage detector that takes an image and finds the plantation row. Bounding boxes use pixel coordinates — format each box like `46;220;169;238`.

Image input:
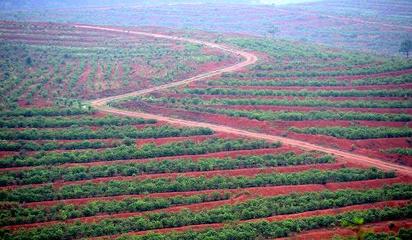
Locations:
0;138;278;167
140;96;412;109
0;125;213;140
0;107;94;117
0;168;395;202
2;186;410;239
119;206;412;240
386;148;412;156
340;228;412;240
229;59;412;78
188;107;412;122
0;139;125;152
0;115;156;128
0;152;334;186
207;74;412;87
290;126;412;140
1;192;231;226
184;88;412;98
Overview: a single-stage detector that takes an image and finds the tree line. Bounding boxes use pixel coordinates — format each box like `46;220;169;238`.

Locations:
0;192;230;226
144;96;412;109
386;148;412;156
189;107;412;122
208;74;412;87
0;152;333;186
290;126;412;140
185;88;412;98
0;125;213;140
0;139;124;152
0;115;156;128
0;107;94;117
0;168;395;203
0;138;278;167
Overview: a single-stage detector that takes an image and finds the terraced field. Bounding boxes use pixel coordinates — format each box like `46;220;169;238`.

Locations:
116;36;412;168
0;21;411;240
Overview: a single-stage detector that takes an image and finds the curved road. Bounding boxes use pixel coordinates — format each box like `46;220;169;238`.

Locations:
76;24;412;177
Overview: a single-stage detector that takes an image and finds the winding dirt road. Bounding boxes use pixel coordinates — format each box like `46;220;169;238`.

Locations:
76;24;412;177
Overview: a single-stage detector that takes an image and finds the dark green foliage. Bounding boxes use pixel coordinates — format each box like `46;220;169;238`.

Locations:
0;125;213;140
385;148;412;156
0;107;94;117
185;88;412;98
0;168;395;202
0;115;156;128
0;140;120;151
289;126;412;140
0;152;333;186
208;74;412;87
140;96;412;109
0;138;278;167
0;192;230;226
189;107;412;122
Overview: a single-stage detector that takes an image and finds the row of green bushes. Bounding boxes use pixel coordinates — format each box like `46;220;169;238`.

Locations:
0;125;213;140
339;228;412;240
207;78;348;87
385;148;412;156
0;152;332;186
0;168;394;202
0;138;278;167
0;115;156;128
0;107;94;117
207;74;412;87
184;88;412;98
188;107;412;122
142;96;412;109
290;126;412;140
0;139;125;152
0;192;230;226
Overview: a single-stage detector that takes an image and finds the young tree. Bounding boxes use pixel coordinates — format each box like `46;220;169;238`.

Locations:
400;39;412;58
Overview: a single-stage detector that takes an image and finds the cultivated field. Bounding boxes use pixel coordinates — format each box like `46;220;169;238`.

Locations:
116;35;412;168
0;11;411;240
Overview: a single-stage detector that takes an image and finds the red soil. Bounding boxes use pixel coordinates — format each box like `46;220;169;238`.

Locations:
134;132;235;146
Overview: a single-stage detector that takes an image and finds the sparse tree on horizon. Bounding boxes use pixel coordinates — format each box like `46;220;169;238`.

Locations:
400;39;412;58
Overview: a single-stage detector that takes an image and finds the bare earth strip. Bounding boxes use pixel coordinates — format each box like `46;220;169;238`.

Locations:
75;24;412;177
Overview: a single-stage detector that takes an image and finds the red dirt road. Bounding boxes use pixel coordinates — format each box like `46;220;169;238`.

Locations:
78;24;412;177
